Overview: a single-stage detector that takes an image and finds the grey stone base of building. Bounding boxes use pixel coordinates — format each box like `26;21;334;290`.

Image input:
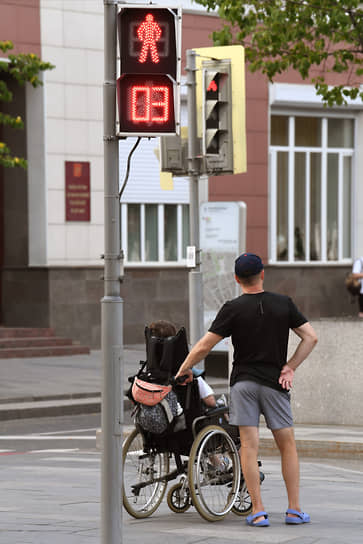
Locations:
1;264;357;348
1;266;189;347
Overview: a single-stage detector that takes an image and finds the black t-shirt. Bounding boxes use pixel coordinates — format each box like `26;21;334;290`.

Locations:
208;291;307;392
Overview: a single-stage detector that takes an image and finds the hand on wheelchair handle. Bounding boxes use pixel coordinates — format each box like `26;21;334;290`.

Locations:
172;369;193;385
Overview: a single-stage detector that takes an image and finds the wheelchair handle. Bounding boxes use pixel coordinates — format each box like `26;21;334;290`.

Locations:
170;375;189;386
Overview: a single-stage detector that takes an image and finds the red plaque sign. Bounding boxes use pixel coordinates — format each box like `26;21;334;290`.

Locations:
65;161;90;222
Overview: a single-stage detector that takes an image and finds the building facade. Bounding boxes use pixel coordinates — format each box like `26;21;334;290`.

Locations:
1;0;362;346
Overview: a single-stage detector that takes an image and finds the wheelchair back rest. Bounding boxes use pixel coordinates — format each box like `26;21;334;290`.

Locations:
145;326;189;379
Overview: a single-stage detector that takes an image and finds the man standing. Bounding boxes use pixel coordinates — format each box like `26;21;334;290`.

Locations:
176;253;318;527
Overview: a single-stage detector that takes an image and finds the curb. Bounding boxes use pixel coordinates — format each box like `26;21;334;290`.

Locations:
96;426;363;461
0;396;101;421
0;395;136;421
0;392;101;405
259;437;363;460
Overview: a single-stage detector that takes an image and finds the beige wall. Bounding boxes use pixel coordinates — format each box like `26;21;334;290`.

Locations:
40;0;104;266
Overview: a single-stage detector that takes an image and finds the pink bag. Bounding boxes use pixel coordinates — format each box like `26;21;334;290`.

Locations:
132;378;172;406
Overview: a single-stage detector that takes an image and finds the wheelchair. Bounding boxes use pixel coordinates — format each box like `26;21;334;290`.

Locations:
122;327;261;522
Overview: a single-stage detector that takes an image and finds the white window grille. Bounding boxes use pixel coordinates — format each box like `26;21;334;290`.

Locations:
270;114;354;263
121;203;190;265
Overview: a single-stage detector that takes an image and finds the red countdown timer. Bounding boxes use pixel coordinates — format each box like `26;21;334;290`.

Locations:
117;74;175;133
131;86;169;122
117;7;180;136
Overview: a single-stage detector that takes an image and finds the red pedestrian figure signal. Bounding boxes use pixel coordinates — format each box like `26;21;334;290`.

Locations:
137;14;162;64
207;80;218;92
117;6;181;135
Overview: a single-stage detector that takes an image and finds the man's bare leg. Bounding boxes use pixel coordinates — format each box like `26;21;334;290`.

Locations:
272;427;302;518
239;426;265;520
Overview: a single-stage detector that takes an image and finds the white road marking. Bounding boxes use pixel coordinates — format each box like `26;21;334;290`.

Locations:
0;435;95;440
40;456;100;462
30;449;80;454
162;526;292;543
37;427;99;436
307;461;363;475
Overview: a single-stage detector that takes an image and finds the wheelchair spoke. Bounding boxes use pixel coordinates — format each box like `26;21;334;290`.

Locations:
122;428;169;518
188;425;240;522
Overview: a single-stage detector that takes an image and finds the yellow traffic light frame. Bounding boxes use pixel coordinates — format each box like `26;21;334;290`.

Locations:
193;45;246;174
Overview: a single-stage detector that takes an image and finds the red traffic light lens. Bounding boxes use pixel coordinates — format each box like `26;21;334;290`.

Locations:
207;80;218;93
206;74;219;99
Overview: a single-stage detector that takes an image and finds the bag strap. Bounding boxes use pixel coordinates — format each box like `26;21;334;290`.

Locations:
160;398;174;424
185;382;192;410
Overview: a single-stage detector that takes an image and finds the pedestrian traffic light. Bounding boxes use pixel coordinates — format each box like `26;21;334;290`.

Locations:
117;6;181;136
202;59;233;173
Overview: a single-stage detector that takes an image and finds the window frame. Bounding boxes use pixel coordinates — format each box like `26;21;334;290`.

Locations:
121;202;189;267
269;111;355;265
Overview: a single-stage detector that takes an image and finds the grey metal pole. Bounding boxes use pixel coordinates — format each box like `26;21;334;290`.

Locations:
186;49;204;346
102;1;123;543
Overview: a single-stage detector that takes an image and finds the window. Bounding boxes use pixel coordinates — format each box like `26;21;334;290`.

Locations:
121;203;190;264
270;115;354;263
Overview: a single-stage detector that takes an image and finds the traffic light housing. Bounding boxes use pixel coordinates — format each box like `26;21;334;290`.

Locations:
117;6;181;137
193;45;246;175
202;60;233;173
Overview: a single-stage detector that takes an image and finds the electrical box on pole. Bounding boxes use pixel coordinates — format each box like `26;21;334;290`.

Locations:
117;6;181;137
202;59;233;173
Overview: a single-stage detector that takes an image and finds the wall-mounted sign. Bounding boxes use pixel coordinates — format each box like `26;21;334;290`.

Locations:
200;201;247;351
65;161;90;222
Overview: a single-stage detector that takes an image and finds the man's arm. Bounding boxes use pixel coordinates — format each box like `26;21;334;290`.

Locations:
279;322;318;390
175;331;223;381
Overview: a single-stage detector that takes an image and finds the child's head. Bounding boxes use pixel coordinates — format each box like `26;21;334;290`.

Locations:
149;320;176;338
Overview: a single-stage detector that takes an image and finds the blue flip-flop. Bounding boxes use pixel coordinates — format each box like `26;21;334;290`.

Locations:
285;509;310;524
246;511;270;527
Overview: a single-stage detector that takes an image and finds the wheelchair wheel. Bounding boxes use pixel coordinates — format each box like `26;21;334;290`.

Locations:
167;478;191;513
231;479;252;516
122;428;169;518
188;425;241;522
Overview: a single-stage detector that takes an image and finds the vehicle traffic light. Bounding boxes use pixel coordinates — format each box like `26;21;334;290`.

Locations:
202;59;233;173
193;46;246;175
117;6;181;136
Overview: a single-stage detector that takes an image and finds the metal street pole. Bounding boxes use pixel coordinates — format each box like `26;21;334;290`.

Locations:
102;1;123;543
186;49;204;347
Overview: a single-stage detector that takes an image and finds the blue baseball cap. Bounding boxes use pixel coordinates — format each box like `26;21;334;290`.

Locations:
235;253;263;278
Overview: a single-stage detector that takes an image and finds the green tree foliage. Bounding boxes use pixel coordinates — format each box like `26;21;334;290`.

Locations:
195;0;363;105
0;40;54;169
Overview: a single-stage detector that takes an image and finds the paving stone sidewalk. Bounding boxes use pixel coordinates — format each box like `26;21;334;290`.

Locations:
1;451;363;544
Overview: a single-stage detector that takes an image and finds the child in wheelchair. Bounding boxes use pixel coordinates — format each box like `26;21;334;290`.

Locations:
148;320;227;410
127;320;228;450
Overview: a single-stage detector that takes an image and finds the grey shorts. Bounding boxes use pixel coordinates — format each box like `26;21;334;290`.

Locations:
229;380;293;430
